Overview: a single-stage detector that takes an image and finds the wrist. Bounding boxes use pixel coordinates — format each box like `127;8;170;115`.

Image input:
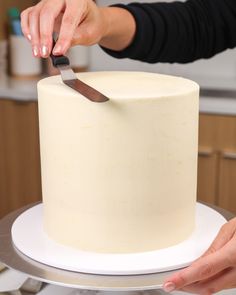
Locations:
99;7;112;41
99;6;136;51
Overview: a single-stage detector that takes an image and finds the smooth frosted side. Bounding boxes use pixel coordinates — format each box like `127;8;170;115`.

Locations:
38;72;199;253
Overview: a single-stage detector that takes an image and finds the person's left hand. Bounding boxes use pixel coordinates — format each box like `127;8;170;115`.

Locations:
163;217;236;294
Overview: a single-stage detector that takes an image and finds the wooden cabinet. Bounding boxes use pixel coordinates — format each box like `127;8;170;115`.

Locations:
0;99;42;219
197;114;236;214
0;1;37;40
197;148;218;204
218;152;236;211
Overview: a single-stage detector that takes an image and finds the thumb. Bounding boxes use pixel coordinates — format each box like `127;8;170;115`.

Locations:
201;221;235;259
163;246;232;292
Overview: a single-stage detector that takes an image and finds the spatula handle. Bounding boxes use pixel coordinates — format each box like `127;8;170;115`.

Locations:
50;54;70;67
50;38;70;68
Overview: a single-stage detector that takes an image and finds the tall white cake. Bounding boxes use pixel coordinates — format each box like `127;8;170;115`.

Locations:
37;71;199;253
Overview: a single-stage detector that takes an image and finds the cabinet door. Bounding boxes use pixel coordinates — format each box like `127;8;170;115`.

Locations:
217;116;236;214
197;147;218;204
218;151;236;214
197;114;220;205
198;114;236;209
218;115;236;151
0;99;42;218
198;114;220;149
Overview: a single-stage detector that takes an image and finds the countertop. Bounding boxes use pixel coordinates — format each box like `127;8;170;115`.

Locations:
1;74;236;116
0;74;38;101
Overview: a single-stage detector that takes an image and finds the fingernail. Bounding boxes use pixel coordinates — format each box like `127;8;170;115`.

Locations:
53;45;62;55
41;45;48;57
27;34;31;41
163;282;176;293
33;46;38;57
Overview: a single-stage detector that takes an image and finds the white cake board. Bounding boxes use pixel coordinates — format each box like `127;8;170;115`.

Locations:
11;203;226;276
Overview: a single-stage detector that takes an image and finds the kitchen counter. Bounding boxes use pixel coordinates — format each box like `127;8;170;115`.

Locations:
200;95;236;116
1;74;236;116
0;74;38;101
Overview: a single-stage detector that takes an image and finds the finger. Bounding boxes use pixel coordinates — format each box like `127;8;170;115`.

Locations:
54;13;63;34
163;247;232;292
20;7;34;41
53;0;88;55
201;222;235;258
181;267;236;294
39;0;64;57
28;3;44;57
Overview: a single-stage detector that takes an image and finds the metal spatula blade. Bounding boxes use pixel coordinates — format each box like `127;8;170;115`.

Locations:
50;51;109;103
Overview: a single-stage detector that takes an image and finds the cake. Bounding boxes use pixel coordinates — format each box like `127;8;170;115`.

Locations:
37;71;199;253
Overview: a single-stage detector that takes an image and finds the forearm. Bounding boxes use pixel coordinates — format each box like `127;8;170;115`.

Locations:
102;0;236;64
99;7;136;51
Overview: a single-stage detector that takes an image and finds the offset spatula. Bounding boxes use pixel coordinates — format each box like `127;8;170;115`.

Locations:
50;48;109;103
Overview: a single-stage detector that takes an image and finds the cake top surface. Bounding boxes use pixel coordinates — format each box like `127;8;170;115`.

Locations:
38;71;199;100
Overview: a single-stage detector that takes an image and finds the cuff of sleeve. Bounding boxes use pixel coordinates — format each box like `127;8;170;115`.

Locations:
100;3;154;60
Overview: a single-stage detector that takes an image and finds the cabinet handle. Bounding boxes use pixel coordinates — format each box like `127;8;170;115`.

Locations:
198;147;214;157
222;151;236;160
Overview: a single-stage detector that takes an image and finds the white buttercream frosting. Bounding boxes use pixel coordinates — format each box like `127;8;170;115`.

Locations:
37;71;199;253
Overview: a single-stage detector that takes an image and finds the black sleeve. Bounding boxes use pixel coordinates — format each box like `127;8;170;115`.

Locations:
101;0;236;63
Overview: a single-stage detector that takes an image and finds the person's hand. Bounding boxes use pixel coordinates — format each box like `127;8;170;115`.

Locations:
163;217;236;294
20;0;136;58
20;0;108;57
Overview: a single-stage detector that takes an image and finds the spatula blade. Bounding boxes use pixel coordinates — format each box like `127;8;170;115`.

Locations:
50;50;109;103
63;78;109;102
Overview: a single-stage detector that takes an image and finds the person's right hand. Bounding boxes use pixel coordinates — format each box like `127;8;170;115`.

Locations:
21;0;111;58
163;217;236;294
21;0;136;58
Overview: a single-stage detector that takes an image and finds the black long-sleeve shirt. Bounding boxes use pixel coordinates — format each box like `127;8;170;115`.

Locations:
102;0;236;63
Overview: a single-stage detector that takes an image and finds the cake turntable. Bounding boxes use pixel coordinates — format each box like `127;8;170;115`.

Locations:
0;202;234;292
11;202;227;276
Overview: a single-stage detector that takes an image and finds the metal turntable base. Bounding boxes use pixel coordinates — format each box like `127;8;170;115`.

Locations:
0;203;234;292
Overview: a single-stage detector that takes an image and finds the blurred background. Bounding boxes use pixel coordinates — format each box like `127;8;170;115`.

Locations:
1;1;236;295
0;0;236;221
